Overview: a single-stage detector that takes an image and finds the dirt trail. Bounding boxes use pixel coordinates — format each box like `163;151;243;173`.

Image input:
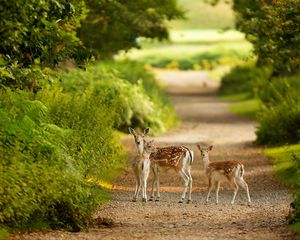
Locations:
11;70;298;240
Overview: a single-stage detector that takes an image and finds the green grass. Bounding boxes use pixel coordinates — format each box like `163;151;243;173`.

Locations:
265;144;300;231
125;29;251;58
118;29;253;71
0;229;9;240
172;0;235;30
169;29;246;43
220;93;261;120
117;0;252;71
221;93;252;102
229;99;260;120
264;144;300;186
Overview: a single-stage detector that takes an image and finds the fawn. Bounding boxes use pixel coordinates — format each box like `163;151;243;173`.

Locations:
197;144;251;204
129;128;194;203
132;139;155;202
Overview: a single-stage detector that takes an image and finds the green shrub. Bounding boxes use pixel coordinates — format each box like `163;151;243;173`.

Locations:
258;75;300;105
219;64;271;96
0;60;176;234
256;75;300;145
256;97;300;145
106;60;178;130
59;61;177;133
264;145;300;231
0;88;124;232
37;89;125;179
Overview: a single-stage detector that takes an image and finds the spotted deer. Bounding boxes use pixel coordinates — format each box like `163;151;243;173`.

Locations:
129;128;194;203
197;144;251;204
132;139;155;202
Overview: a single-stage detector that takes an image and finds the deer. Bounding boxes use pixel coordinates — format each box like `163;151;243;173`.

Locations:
197;144;251;205
129;127;194;203
132;139;155;202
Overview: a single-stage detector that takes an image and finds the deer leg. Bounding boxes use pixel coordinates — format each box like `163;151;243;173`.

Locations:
149;166;156;201
155;172;160;201
185;168;193;203
206;178;213;203
179;169;189;203
231;180;239;205
133;176;141;202
236;177;251;203
153;165;160;201
142;162;150;203
215;181;221;204
142;178;147;202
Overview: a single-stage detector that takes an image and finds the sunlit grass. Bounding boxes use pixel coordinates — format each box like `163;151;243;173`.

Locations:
220;93;252;102
169;29;246;43
118;29;253;70
87;178;114;190
264;144;300;186
220;93;260;120
125;41;251;60
229;99;260;120
172;0;235;30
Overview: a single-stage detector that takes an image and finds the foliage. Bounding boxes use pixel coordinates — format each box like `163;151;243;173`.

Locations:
256;97;300;145
0;87;125;231
219;64;271;96
264;145;300;231
0;64;55;91
233;0;300;75
258;75;300;105
0;0;86;67
256;75;300;145
0;0;179;235
59;60;177;133
78;0;184;58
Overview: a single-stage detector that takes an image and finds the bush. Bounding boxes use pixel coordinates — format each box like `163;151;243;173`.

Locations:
219;64;271;96
258;75;300;105
256;75;300;145
109;60;178;130
288;151;300;230
256;98;300;145
59;61;177;133
0;88;125;231
264;145;300;231
0;60;176;233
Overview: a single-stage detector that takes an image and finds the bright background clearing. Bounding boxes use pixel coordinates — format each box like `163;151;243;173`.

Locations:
118;0;253;78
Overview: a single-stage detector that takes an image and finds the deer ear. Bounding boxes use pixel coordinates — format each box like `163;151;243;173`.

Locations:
208;145;213;151
128;127;136;135
144;128;150;135
196;144;201;150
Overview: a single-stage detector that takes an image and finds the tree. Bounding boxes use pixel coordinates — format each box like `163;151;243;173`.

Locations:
233;0;300;75
0;0;87;67
248;0;300;75
77;0;184;58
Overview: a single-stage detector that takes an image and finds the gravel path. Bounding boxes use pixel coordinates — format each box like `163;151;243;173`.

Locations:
10;70;298;240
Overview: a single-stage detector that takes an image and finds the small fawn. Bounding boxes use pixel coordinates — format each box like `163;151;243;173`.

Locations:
129;127;194;203
197;145;251;204
132;139;155;202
